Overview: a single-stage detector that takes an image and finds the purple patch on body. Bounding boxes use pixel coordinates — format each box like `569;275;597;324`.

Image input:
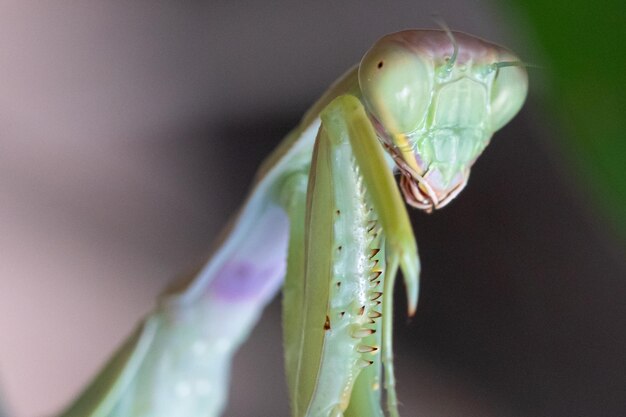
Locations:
209;260;285;302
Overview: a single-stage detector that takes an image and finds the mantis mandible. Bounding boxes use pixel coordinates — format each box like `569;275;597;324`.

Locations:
57;29;528;417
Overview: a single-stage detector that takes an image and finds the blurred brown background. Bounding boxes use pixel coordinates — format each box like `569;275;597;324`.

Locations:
1;2;624;417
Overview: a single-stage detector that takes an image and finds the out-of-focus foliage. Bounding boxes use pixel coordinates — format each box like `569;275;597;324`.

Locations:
511;0;626;239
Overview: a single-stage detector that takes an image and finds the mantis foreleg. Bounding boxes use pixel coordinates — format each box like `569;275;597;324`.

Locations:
283;95;420;417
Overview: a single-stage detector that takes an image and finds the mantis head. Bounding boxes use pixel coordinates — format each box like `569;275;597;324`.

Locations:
358;29;528;212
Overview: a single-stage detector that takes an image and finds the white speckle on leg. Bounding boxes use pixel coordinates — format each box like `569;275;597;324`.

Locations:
175;381;191;398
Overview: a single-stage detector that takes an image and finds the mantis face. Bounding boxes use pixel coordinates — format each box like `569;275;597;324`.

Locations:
358;30;528;212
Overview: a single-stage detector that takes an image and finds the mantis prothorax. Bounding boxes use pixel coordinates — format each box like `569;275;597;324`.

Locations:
58;29;528;417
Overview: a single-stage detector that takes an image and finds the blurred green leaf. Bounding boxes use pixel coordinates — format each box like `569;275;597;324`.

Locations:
510;0;626;238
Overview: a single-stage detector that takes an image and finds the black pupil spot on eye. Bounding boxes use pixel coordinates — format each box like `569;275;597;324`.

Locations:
377;61;383;69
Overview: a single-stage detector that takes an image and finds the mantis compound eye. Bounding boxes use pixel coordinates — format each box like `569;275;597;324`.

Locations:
489;58;529;131
358;39;434;135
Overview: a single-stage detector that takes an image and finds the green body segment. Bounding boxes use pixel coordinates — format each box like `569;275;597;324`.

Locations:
288;127;336;417
280;171;310;407
322;96;419;315
282;95;420;417
289;116;384;417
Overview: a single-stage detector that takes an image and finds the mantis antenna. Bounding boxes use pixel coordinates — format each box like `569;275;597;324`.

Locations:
431;15;459;75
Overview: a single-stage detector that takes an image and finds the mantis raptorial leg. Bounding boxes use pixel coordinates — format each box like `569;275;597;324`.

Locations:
283;95;417;417
56;29;528;417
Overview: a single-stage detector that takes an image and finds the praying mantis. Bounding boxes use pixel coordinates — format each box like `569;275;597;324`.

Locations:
56;28;528;417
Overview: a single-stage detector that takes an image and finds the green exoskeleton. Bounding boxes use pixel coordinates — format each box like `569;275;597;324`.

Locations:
58;29;528;417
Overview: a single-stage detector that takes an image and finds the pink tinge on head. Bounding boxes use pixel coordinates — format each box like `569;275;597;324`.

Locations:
385;30;507;66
